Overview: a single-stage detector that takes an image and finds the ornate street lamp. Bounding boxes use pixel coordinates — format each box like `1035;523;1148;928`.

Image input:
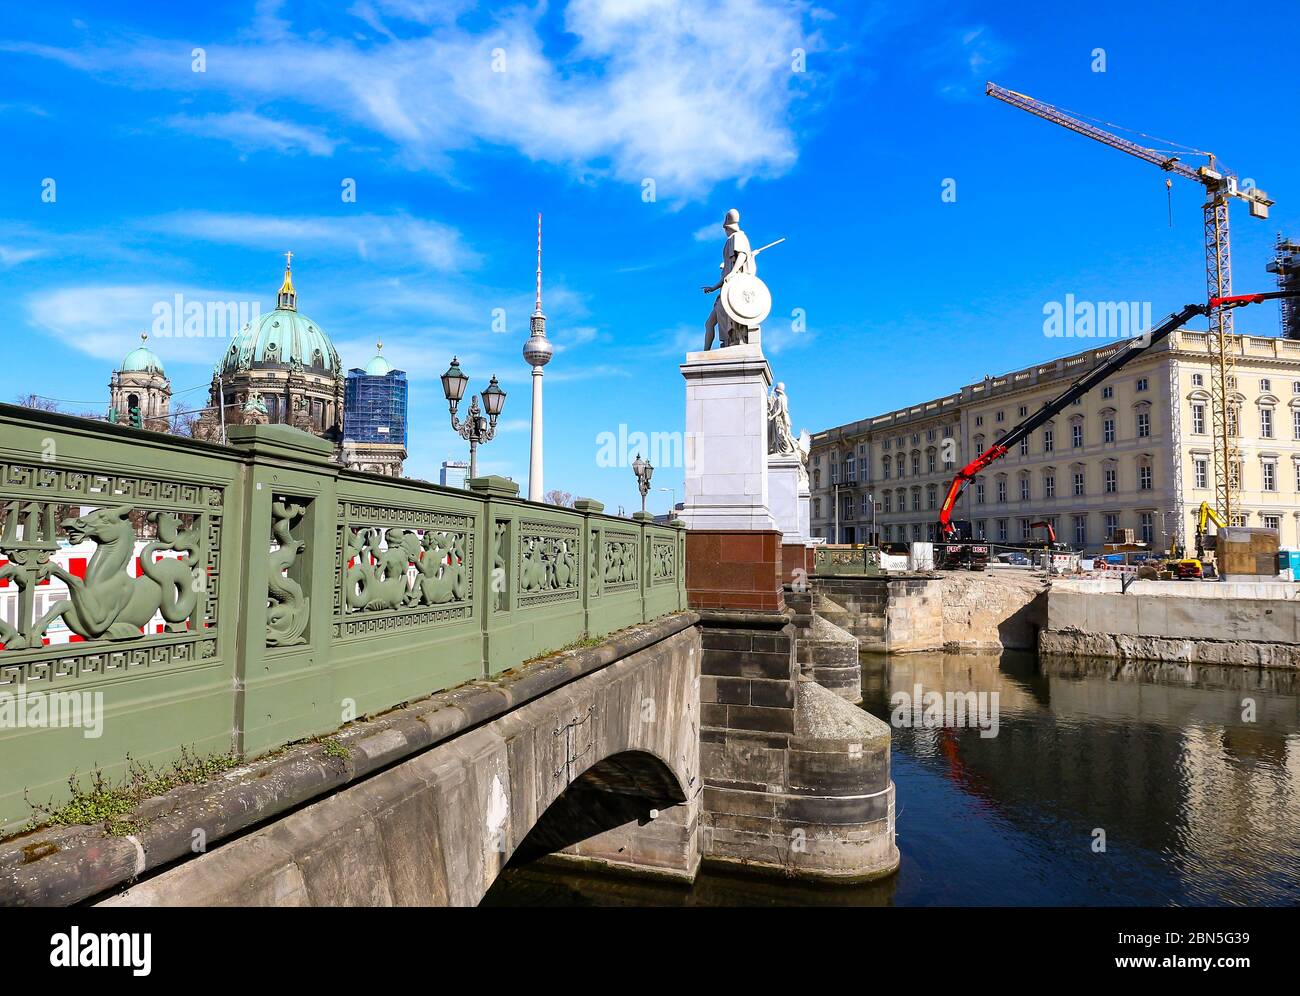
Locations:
442;357;506;479
632;452;654;514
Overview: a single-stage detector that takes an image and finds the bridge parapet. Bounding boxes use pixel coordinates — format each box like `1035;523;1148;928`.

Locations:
0;404;685;832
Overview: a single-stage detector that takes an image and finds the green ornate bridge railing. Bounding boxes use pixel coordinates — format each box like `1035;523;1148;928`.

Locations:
811;544;884;577
0;404;685;831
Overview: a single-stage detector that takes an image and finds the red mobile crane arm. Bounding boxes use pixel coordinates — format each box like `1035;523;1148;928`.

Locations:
937;291;1297;541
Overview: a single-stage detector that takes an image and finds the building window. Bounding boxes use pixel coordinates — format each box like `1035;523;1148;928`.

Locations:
1102;386;1113;399
1019;437;1029;456
1104;467;1117;493
1192;373;1204;387
1072;423;1083;448
997;478;1007;503
1139;465;1152;491
1192;403;1206;434
1019;476;1030;502
911;452;920;476
1043;427;1053;452
846;455;856;481
1103;416;1116;443
1019;518;1031;541
975;415;983;427
813;499;821;518
997;519;1008;542
927;450;937;474
927;485;937;510
912;490;922;512
1137;410;1150;438
1260;378;1272;393
1229;461;1242;490
1293;380;1300;394
1104;513;1119;540
1296;463;1300;491
1228;406;1240;437
1293;409;1300;440
926;428;936;443
861;494;871;515
882;456;891;480
1044;472;1055;498
1074;471;1086;497
1074;515;1087;547
1194;459;1208;489
831;463;839;484
1018;405;1028;417
996;411;1005;423
1261;407;1274;439
912;524;922;541
1140;512;1153;544
1136;377;1148;392
1264;514;1281;532
976;479;986;504
813;469;821;488
1263;461;1277;492
884;525;893;541
883;493;892;513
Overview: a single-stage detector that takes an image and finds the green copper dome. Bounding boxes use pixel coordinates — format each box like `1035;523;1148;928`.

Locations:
120;333;165;375
362;341;394;376
220;308;342;378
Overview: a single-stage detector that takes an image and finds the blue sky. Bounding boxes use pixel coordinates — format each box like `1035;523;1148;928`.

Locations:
2;0;1297;513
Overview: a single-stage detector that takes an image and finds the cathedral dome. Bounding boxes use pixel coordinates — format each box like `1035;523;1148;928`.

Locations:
120;332;165;375
220;308;342;378
218;257;341;378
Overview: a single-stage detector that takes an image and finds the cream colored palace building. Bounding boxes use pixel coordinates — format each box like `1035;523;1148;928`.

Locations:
810;327;1300;553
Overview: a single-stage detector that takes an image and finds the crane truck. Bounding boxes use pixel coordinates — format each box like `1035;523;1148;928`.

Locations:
936;290;1299;569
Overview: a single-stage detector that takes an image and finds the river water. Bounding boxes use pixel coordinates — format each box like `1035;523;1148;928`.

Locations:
484;650;1300;906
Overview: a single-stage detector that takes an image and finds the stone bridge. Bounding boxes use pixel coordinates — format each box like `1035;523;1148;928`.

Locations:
0;404;896;905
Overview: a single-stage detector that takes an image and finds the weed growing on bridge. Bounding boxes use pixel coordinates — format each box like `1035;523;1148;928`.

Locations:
24;747;241;837
319;736;350;761
520;634;604;667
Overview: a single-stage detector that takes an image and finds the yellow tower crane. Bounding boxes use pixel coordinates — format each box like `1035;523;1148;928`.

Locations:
985;82;1275;524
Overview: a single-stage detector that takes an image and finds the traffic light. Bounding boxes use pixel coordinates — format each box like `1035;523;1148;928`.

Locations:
129;406;143;428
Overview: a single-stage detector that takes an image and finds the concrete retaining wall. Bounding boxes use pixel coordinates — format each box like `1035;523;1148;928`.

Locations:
1041;589;1300;668
810;574;1044;653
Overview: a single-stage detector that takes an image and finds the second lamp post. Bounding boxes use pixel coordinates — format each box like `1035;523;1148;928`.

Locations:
441;357;506;480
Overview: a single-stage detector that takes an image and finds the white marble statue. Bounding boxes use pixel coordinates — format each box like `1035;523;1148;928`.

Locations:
796;429;811;486
700;208;779;350
767;382;797;455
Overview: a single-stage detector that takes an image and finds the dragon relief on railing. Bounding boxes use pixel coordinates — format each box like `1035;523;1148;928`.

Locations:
267;500;310;647
493;521;508;611
343;526;466;611
603;538;638;585
0;501;200;650
520;534;578;593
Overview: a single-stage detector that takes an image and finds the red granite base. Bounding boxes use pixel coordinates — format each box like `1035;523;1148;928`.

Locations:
686;530;784;612
780;543;814;586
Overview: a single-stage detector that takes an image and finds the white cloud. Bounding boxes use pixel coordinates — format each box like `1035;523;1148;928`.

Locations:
166;111;339;156
9;0;822;197
147;211;479;272
0;245;45;266
27;284;265;366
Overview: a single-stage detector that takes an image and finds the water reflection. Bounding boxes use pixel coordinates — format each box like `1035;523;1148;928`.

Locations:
486;650;1300;906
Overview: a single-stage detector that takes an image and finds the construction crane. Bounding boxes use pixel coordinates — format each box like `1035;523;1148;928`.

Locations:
985;82;1275;525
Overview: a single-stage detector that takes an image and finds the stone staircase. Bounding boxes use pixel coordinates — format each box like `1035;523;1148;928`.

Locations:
785;589;863;703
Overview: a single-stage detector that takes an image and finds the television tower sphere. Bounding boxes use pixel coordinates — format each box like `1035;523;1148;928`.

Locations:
523;331;553;367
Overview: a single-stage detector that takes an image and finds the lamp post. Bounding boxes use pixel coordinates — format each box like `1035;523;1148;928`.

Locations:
441;357;506;480
658;486;676;517
632;452;654;515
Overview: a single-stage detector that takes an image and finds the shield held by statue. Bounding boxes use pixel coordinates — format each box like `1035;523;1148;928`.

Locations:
720;271;772;328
